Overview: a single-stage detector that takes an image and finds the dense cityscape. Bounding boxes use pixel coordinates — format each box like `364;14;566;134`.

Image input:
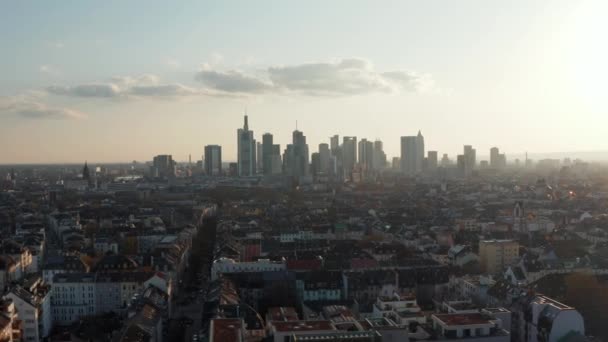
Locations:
1;115;607;342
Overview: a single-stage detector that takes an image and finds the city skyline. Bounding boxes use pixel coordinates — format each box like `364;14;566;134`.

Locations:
2;0;608;163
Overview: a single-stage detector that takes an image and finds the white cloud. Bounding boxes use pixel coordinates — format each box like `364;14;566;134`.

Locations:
44;58;435;100
47;74;202;99
195;58;434;96
47;84;121;98
166;58;181;69
195;66;272;94
0;95;85;120
209;52;224;65
39;65;60;75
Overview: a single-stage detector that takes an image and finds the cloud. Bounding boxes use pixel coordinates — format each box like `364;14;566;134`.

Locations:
195;58;434;96
44;58;435;100
166;58;181;69
47;74;202;99
0;96;85;120
130;84;200;97
195;66;272;93
47;84;121;98
39;65;60;75
268;58;393;96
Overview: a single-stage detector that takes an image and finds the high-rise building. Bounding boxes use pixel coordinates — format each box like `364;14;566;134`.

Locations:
262;133;274;175
151;155;175;179
256;142;263;173
310;152;320;178
416;131;425;173
427;151;438;171
372;140;387;170
456;154;465;177
82;161;91;186
400;136;418;175
330;135;340;155
330;135;342;179
342;136;357;179
392;157;401;170
463;145;476;177
237;115;256;176
490;147;500;168
284;130;309;180
441;153;450;166
204;145;222;176
358;139;374;171
271;144;282;174
318;143;330;175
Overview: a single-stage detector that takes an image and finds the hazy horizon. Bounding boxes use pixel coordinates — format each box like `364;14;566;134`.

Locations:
2;0;607;164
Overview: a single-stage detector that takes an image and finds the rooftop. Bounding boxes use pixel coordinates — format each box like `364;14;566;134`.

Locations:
433;313;495;326
210;318;243;342
271;320;336;333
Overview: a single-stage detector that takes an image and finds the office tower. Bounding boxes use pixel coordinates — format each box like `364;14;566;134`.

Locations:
373;140;387;170
416;131;425;173
311;152;320;178
456;154;465;178
284;130;309;179
441;153;450;166
427;151;438;171
82;161;90;184
330;135;340;155
237;115;256;176
271;145;282;174
204;145;222;176
262;133;274;175
151;155;175;179
499;154;507;168
463;145;476;177
392;157;401;170
256;141;264;173
318;143;330;174
228;163;238;177
400;136;418;175
490;147;500;168
358;139;374;171
342;136;357;179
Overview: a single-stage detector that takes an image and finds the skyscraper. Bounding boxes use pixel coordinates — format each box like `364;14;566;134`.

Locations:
318;143;330;175
256;141;264;173
330;135;340;155
342;136;357;179
311;152;320;178
416;130;425;173
441;153;450;166
237;115;256;176
463;145;476;177
262;133;274;175
373;140;387;170
151;155;175;179
400;136;418;175
358;139;374;171
490;147;500;168
427;151;438;172
490;147;507;169
284;130;309;180
204;145;222;176
271;144;282;174
82;161;90;185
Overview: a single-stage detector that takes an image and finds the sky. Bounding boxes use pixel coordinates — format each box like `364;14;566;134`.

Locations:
1;0;607;163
